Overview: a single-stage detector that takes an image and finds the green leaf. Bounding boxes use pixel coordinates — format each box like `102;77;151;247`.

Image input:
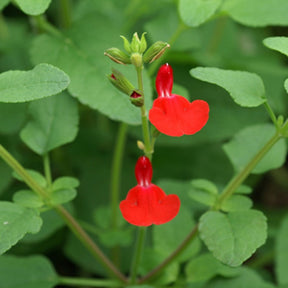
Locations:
0;103;27;134
50;189;77;205
221;0;288;27
276;214;288;285
185;253;239;283
190;67;266;107
0;0;9;10
13;190;44;208
98;228;132;248
153;206;201;263
189;179;218;207
31;15;152;125
234;185;252;195
178;0;222;27
0;201;42;254
205;267;275;288
22;208;66;243
0;255;58;288
223;124;287;174
0;63;70;103
20;93;79;155
52;176;79;191
263;37;288;58
14;0;52;15
13;169;47;187
221;195;253;212
199;210;267;266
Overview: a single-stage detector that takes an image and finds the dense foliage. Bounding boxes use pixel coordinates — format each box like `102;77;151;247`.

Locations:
1;1;288;288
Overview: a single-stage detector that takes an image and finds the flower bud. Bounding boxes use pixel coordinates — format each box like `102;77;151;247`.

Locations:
130;32;141;53
104;48;131;64
139;32;147;54
108;69;135;95
130;90;144;107
137;140;145;151
120;35;131;53
143;41;170;63
130;52;143;68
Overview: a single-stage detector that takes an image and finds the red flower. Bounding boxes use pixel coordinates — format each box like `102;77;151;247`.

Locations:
120;156;180;226
149;63;209;137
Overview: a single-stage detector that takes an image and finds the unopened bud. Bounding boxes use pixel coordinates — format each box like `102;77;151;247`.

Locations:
131;52;143;68
108;69;135;95
137;140;145;151
130;90;144;107
139;32;147;54
143;41;170;63
131;32;141;53
104;48;131;64
120;35;131;53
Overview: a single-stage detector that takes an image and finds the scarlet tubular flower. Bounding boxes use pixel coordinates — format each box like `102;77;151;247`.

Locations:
149;63;209;137
120;156;180;226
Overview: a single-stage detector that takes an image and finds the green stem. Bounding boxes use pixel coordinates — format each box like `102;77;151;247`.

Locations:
0;144;127;283
110;123;128;229
138;225;198;284
58;276;120;287
217;131;282;207
264;102;278;127
0;13;8;39
59;0;72;28
130;227;147;284
53;205;127;283
32;15;62;38
206;16;227;54
0;145;48;199
135;66;152;159
43;153;52;190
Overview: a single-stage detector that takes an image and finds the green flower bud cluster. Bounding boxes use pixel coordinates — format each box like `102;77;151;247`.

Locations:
104;32;169;66
105;32;169;107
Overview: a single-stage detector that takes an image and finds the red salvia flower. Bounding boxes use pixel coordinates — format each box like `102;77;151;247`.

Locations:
120;156;180;226
149;63;209;137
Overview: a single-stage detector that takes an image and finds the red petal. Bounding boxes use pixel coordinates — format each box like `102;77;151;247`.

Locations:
149;95;209;137
119;184;180;226
156;63;173;97
135;156;153;187
181;100;209;135
149;95;190;137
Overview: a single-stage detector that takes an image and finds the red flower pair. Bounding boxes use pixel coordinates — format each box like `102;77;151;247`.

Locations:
149;63;209;137
120;64;209;226
120;156;180;226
